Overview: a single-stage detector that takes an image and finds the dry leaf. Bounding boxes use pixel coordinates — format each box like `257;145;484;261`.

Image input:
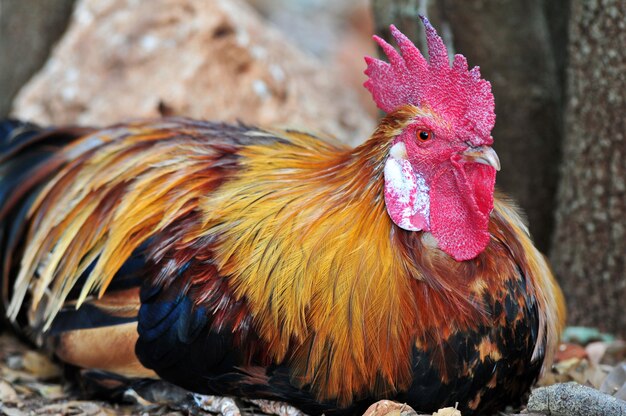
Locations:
21;351;61;379
11;383;34;396
556;343;587;361
2;407;28;416
123;388;156;406
34;401;118;415
600;363;626;397
0;379;19;404
362;400;417;416
585;341;608;366
539;356;611;388
553;357;584;378
193;394;243;416
6;355;22;370
432;407;461;416
27;381;65;399
603;341;626;365
250;399;306;416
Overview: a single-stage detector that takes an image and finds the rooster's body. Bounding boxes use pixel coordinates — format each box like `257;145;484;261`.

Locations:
0;19;564;415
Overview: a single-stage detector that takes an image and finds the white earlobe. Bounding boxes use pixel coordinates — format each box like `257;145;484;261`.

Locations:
384;142;430;231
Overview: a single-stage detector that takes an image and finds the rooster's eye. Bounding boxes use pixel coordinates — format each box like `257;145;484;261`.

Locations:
417;130;433;142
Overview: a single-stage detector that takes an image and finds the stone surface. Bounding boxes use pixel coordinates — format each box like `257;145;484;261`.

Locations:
11;0;375;145
247;0;378;117
528;382;626;416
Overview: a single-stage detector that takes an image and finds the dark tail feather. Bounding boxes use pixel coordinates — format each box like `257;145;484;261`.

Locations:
0;120;45;213
0;119;93;217
0;119;93;320
0;119;42;159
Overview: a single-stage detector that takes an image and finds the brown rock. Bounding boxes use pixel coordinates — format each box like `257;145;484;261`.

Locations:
11;0;375;145
247;0;379;118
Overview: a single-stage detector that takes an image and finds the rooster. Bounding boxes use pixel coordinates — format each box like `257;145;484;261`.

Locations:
0;17;564;415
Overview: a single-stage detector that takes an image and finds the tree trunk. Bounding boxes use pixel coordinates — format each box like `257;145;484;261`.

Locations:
371;0;565;252
0;0;76;117
550;0;626;336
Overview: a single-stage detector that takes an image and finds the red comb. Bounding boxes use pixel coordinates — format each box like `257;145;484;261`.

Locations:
364;16;495;145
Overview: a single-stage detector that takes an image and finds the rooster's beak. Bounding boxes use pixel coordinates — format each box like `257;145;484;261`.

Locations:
462;146;501;171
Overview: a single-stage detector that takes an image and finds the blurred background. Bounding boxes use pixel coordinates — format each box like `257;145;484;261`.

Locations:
0;0;624;337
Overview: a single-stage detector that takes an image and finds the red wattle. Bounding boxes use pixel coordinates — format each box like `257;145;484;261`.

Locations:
429;163;496;261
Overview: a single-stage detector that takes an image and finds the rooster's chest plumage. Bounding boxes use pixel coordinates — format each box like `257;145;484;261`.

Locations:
398;280;542;415
135;228;543;416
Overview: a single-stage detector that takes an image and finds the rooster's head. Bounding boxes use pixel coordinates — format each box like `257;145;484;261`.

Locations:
365;17;499;261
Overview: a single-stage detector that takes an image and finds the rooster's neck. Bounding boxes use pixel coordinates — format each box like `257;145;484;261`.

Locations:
339;107;422;199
